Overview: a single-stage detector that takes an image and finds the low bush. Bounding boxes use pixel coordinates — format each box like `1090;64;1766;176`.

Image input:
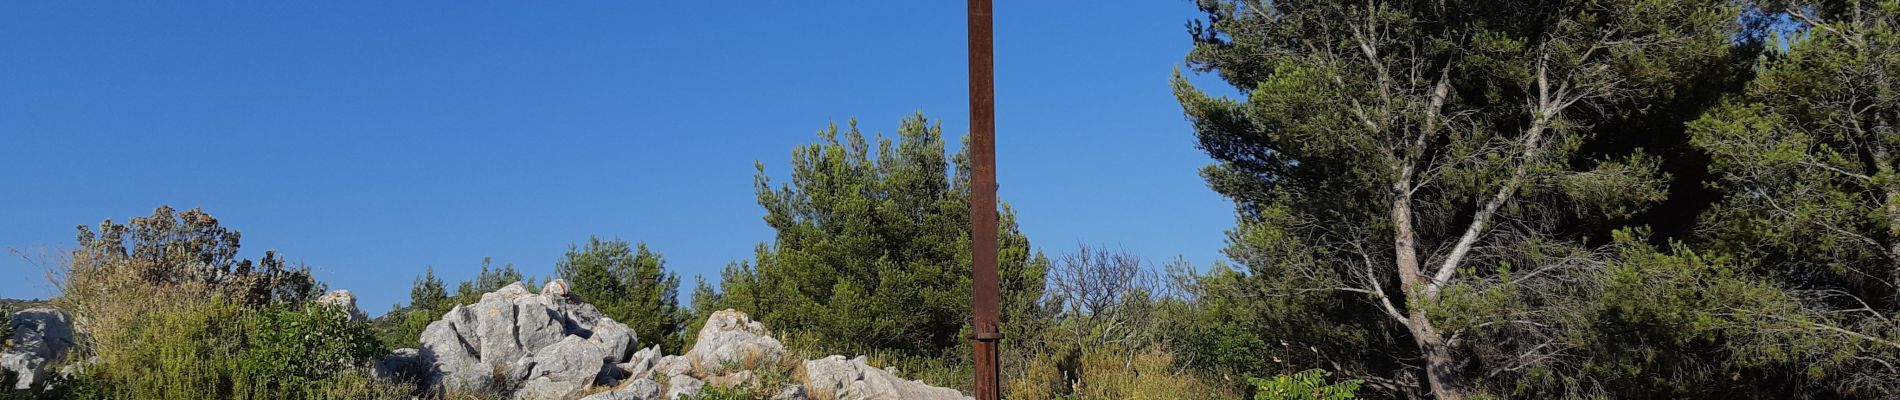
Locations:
36;207;410;400
58;296;399;400
1247;369;1360;400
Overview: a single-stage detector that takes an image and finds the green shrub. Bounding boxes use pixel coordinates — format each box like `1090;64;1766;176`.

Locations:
372;307;439;350
43;207;408;399
61;297;396;400
1248;369;1360;400
230;303;388;395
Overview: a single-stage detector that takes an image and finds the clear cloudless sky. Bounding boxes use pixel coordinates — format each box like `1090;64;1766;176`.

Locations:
0;2;1241;313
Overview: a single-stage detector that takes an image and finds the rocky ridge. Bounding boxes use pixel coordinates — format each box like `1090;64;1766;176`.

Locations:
381;280;970;400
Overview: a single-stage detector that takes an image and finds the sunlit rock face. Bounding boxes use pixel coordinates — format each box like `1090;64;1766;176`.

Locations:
388;285;968;400
393;280;636;399
1;308;76;390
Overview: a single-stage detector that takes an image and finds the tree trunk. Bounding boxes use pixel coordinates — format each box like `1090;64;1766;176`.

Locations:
1409;314;1464;400
1393;169;1424;290
1392;170;1464;399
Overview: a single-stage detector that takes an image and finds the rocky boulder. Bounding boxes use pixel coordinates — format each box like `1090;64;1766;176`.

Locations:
615;346;662;382
395;279;638;398
803;355;970;400
665;375;704;399
0;308;76;390
685;309;786;375
316;289;368;322
374;347;426;382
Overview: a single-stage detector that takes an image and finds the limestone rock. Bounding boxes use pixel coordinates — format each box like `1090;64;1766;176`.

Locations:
524;335;610;390
684;309;785;375
399;280;640;399
602;345;664;388
316;289;368;322
542;279;571;300
651;355;692;378
580;378;662;400
392;294;973;400
617;346;662;380
0;308;76;390
773;384;809;400
518;376;588;400
374;347;427;381
665;375;704;399
803;355;971;400
589;318;637;363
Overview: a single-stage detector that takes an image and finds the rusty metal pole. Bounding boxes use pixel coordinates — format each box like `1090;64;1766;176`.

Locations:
968;0;1002;399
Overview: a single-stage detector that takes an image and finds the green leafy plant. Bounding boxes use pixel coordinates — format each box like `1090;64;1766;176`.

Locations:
1249;369;1360;400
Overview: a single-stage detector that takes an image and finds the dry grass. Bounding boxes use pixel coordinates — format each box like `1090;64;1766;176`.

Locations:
1007;345;1241;400
50;247;217;370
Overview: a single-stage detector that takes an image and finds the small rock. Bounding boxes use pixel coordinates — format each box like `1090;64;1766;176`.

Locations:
316;289;368;322
518;376;587;400
652;355;693;377
581;378;663;400
666;375;705;400
685;309;785;375
542;279;572;300
773;383;809;400
374;348;426;381
608;345;663;387
618;346;662;378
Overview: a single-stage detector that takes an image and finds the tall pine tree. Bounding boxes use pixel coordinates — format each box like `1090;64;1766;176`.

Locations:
1175;0;1741;397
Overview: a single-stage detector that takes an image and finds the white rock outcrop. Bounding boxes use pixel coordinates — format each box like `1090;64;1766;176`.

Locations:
316;289;369;322
0;308;76;390
393;280;637;399
803;355;969;400
684;309;786;375
388;287;968;400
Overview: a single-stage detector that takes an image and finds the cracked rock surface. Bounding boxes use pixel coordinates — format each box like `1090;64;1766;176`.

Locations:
386;282;968;400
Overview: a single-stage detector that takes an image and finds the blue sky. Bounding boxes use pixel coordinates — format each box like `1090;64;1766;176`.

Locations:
0;2;1238;312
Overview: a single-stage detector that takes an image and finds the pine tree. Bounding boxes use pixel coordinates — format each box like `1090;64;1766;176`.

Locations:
409;267;448;313
555;237;687;353
712;114;1049;358
1175;0;1741;397
1682;1;1900;395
